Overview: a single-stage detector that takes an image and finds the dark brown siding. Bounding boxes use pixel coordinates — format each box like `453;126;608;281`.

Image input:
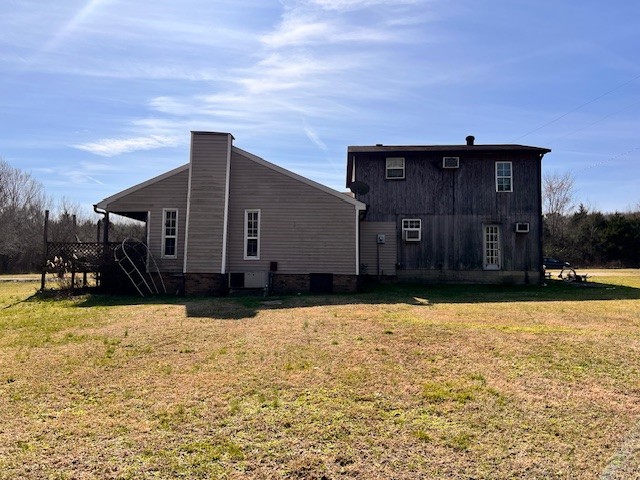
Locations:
355;150;542;278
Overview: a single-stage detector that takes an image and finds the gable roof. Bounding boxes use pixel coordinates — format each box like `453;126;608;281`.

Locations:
95;146;366;212
233;146;366;210
95;163;189;210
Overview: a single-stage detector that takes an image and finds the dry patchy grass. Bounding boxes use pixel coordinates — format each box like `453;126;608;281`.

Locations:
0;275;639;479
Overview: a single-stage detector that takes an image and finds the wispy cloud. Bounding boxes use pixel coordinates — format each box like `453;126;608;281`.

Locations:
260;5;403;48
67;0;436;157
3;0;638;211
38;161;123;188
43;0;111;52
73;135;183;157
79;174;104;185
260;15;333;48
310;0;422;11
304;124;328;150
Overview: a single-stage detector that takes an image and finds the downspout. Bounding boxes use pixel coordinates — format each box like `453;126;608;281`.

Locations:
93;205;109;290
356;207;360;276
40;210;49;291
183;133;195;275
93;204;108;244
537;153;545;284
221;134;232;275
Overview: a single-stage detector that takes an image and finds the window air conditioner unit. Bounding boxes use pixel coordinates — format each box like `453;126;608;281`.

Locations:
404;229;421;242
442;157;460;168
515;222;530;233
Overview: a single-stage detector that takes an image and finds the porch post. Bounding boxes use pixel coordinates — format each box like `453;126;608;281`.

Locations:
103;212;110;244
40;210;49;291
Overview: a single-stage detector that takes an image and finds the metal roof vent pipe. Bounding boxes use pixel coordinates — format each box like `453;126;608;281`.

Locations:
466;135;475;146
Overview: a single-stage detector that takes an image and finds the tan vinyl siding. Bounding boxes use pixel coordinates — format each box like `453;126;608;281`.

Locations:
103;169;188;273
184;132;231;273
228;151;358;275
360;222;397;276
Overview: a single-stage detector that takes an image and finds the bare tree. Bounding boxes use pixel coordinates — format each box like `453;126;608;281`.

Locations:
0;158;49;272
543;170;576;239
49;196;85;242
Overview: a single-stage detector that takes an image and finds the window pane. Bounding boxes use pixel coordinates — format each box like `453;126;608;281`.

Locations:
165;211;177;236
484;225;500;268
496;162;512;192
163;210;177;257
386;158;405;178
497;178;511;192
164;237;176;256
246;238;258;257
247;211;258;238
402;219;421;229
245;210;260;258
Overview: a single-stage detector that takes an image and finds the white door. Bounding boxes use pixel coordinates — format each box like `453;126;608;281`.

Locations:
483;225;501;270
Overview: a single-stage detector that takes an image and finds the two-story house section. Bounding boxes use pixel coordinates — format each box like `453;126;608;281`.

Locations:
348;136;551;285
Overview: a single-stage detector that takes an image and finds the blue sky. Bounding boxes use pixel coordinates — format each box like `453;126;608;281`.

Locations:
1;0;639;214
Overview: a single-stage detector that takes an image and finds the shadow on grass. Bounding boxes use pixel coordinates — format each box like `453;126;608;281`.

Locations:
25;278;640;320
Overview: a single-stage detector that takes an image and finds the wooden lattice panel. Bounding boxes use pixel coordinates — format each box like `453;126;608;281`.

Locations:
45;242;119;272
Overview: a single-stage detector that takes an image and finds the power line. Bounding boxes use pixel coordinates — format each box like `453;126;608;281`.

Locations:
513;72;640;142
546;99;640;146
575;145;640;173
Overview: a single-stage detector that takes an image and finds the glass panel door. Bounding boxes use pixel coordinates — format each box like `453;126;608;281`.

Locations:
484;225;501;270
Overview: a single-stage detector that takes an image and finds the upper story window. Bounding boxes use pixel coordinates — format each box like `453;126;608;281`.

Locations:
162;209;178;258
244;209;260;260
402;218;422;241
386;157;405;179
496;161;512;192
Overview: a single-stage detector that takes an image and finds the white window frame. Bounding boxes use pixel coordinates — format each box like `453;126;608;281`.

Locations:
386;157;405;179
402;218;422;242
483;224;501;270
161;208;178;259
496;161;513;192
244;209;260;260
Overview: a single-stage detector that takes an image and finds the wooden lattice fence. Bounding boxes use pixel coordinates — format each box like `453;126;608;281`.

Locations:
45;242;119;273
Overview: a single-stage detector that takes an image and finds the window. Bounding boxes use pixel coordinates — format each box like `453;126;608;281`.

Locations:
244;209;260;259
162;209;178;258
402;218;422;242
496;161;512;192
386;157;405;179
483;225;501;270
442;156;460;168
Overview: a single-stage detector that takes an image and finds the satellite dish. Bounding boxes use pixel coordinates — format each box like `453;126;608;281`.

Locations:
349;181;370;195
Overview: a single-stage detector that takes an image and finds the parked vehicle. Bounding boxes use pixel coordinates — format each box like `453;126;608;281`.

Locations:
543;257;571;270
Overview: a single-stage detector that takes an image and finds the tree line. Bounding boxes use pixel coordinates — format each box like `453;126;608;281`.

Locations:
543;172;640;268
0;158;143;274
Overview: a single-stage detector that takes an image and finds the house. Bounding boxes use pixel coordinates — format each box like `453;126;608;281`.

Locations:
94;131;550;296
95;132;365;295
349;136;551;284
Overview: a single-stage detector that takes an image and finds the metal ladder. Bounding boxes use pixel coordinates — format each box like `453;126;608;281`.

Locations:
114;238;167;297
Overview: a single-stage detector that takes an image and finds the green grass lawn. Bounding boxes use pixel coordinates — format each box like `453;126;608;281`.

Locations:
0;273;639;479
